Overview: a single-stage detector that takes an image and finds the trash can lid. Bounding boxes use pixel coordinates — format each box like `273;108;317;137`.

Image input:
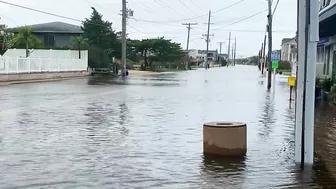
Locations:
203;122;246;128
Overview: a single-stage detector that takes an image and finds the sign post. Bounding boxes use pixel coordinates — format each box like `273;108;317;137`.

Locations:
271;51;280;84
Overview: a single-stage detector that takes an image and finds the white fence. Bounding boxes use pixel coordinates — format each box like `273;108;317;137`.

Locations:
0;57;88;74
3;49;88;60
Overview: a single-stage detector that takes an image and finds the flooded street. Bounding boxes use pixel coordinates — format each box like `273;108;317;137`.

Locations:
0;65;335;188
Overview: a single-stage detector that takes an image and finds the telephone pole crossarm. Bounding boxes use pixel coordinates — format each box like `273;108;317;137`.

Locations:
182;23;198;50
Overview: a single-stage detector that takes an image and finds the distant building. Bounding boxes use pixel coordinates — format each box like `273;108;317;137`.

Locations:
188;49;218;64
8;22;83;48
199;50;218;63
281;38;297;63
218;54;228;62
280;37;297;76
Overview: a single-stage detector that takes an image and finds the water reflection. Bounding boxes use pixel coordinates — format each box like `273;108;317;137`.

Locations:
258;91;276;139
202;154;246;174
2;66;336;188
200;154;246;188
86;75;182;87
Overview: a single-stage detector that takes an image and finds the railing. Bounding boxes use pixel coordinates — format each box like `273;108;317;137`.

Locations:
319;0;336;15
3;49;88;60
0;57;88;74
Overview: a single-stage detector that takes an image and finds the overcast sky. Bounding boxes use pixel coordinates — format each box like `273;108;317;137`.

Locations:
1;0;297;57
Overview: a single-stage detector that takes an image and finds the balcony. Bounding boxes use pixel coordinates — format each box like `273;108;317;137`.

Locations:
320;1;336;37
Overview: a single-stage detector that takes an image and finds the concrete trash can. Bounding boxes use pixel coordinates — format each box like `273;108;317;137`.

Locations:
203;122;247;157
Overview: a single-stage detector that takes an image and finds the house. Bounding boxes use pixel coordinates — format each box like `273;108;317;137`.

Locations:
218;54;228;62
199;50;218;63
188;49;218;65
281;38;297;63
188;49;204;63
8;22;83;48
317;0;336;78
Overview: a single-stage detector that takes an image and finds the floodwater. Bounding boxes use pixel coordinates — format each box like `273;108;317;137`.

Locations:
0;66;335;188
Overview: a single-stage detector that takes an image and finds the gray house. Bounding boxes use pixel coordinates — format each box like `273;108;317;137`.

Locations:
9;22;83;48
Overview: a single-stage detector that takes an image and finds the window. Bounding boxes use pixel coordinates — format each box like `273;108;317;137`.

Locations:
43;33;55;47
317;46;325;63
321;0;331;10
324;46;331;75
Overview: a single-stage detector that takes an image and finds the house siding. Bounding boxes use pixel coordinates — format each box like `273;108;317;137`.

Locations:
34;33;81;48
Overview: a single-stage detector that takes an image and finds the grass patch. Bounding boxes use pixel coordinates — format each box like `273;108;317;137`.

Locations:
277;69;291;76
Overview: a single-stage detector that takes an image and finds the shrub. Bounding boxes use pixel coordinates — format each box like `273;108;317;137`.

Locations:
278;61;291;70
322;78;333;92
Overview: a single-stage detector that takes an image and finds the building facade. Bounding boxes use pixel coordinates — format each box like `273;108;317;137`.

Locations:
281;38;297;63
9;22;83;48
317;0;336;79
188;49;218;64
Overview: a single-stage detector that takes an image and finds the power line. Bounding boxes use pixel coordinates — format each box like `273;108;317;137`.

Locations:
0;14;21;26
82;0;111;12
189;0;203;11
133;0;246;23
212;0;246;14
127;24;149;37
133;0;157;14
0;0;123;30
154;0;185;17
272;0;280;16
131;18;185;27
182;23;198;50
178;0;198;16
213;10;267;31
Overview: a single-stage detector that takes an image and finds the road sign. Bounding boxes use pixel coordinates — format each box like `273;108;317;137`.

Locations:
271;51;280;62
272;61;279;69
288;76;296;86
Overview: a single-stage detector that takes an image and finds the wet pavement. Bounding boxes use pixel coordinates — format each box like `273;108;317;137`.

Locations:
0;65;336;188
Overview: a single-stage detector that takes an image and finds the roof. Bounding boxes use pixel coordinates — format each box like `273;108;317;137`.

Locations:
282;38;295;45
8;22;83;34
198;50;218;54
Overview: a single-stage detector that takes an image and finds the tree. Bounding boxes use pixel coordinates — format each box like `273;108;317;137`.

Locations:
133;38;185;70
68;36;89;59
150;37;184;64
9;27;43;57
82;8;120;68
136;39;153;67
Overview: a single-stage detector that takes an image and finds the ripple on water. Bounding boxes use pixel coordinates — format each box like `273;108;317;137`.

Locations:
0;66;336;188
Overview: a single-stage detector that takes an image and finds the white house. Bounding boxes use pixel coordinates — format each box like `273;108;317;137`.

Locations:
188;49;218;65
281;38;297;63
281;37;297;76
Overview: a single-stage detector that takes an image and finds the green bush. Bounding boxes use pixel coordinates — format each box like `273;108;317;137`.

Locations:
88;45;110;68
322;78;333;92
278;61;291;70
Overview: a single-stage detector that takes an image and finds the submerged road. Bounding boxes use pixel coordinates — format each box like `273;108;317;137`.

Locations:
0;65;335;188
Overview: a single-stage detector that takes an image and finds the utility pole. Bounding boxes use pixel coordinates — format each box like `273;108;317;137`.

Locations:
205;10;211;69
234;37;237;66
218;42;225;65
218;42;225;54
267;0;273;89
121;0;127;76
262;34;267;76
294;0;318;169
232;44;234;65
227;32;231;66
182;23;198;50
259;43;263;71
